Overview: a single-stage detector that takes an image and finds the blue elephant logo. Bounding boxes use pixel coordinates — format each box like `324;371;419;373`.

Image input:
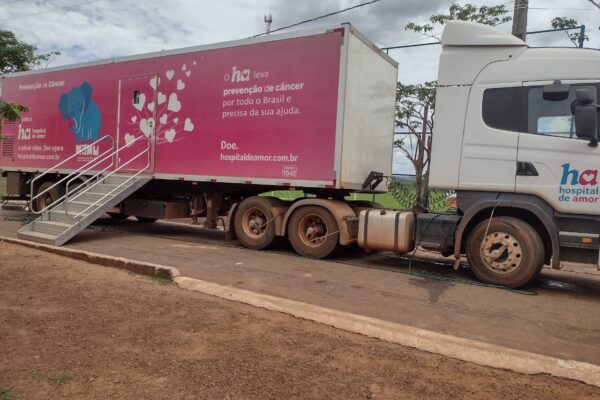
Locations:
59;82;101;142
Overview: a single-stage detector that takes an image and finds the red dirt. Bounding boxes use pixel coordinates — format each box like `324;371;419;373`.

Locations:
0;242;598;399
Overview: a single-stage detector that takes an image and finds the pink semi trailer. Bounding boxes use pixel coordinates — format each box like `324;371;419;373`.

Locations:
1;24;398;258
4;22;600;288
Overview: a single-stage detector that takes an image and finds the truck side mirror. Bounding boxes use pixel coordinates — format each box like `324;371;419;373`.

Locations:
543;80;570;101
572;88;598;147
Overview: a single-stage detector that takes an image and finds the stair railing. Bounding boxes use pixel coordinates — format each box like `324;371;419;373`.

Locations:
65;134;151;218
29;136;114;214
64;134;146;200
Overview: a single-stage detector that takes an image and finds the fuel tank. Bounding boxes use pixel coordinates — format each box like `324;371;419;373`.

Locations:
358;209;415;253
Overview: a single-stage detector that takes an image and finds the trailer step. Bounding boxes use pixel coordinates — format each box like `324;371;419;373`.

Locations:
18;174;151;246
16;230;61;246
32;220;74;236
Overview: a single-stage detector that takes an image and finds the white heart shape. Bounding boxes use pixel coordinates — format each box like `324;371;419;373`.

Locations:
167;93;181;112
173;117;179;124
166;70;175;80
133;93;146;111
157;92;166;104
181;64;187;71
185;70;191;77
124;133;135;146
177;79;185;90
183;118;194;132
147;101;155;112
139;118;153;137
149;77;160;90
165;128;176;143
159;113;168;125
130;115;137;123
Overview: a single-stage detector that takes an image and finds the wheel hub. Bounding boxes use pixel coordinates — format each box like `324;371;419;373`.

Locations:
244;209;267;237
301;215;327;246
480;231;522;274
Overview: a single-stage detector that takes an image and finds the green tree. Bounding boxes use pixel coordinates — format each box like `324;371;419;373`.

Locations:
0;101;28;140
405;3;512;40
394;82;435;209
0;30;59;137
0;30;60;72
393;3;511;209
550;17;588;47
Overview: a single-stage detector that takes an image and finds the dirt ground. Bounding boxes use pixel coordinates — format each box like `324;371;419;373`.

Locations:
0;243;598;400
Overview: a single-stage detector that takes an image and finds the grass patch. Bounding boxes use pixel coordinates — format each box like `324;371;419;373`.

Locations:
261;190;402;208
0;388;15;400
261;190;406;209
260;190;305;200
147;276;173;286
48;371;70;384
261;186;450;211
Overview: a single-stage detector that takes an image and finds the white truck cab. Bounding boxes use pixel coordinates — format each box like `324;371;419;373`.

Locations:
426;22;600;286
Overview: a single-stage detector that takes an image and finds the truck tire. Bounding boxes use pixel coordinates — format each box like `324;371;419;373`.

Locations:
288;206;340;258
466;217;544;288
32;181;64;212
234;197;279;250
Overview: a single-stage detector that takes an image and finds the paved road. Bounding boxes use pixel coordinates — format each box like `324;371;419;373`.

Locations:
2;209;599;365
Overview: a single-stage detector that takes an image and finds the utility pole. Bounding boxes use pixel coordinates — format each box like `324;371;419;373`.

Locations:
264;13;273;35
511;0;529;41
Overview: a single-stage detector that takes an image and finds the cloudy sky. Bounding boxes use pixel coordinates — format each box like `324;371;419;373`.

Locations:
2;0;599;173
2;0;598;82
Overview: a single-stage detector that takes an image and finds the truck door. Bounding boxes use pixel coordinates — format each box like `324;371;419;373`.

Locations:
116;75;157;174
516;81;600;214
459;83;519;192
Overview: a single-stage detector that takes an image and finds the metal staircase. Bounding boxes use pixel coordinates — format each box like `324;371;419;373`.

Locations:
18;135;152;246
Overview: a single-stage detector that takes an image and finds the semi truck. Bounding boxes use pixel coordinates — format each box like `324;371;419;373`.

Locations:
1;21;599;288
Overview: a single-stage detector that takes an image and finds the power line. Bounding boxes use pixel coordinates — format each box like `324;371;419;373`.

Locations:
509;7;596;11
382;41;440;51
251;0;382;38
0;0;107;23
381;25;585;52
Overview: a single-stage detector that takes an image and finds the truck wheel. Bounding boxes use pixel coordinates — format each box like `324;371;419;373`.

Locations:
32;181;64;212
234;197;279;250
288;206;340;258
466;217;544;288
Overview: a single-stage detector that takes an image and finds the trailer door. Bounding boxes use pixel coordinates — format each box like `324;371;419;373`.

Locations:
116;75;157;174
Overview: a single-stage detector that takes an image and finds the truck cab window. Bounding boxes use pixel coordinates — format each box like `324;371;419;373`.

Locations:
482;87;523;132
527;85;597;138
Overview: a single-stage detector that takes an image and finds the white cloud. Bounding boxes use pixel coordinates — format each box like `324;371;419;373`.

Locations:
2;0;597;82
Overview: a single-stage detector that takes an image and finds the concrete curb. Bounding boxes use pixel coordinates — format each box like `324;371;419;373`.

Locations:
4;235;599;387
0;236;180;280
176;276;600;388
